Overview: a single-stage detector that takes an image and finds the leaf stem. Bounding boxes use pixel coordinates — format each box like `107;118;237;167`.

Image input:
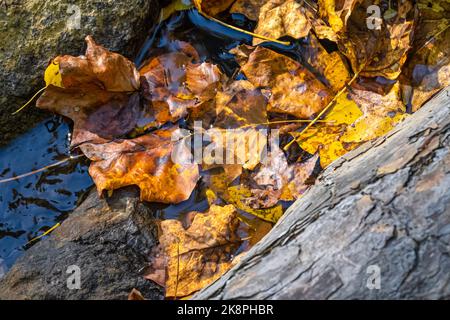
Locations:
12;86;47;115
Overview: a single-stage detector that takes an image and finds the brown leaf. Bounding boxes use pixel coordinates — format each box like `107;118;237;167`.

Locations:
193;0;235;16
140;50;223;125
230;0;267;21
82;128;200;204
37;85;142;147
338;0;416;80
318;0;361;34
146;205;241;298
214;80;268;128
232;46;333;119
36;36;143;146
128;288;146;300
56;36;140;92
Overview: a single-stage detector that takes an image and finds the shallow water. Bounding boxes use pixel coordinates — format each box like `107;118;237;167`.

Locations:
0;10;296;274
0;118;92;270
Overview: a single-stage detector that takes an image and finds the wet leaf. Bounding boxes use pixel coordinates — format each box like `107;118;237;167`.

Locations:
318;0;360;34
146;205;241;298
140;48;223;125
230;0;267;21
37;85;142;147
252;0;312;45
193;0;235;16
225;185;284;223
128;289;146;300
338;0;416;80
402;0;450;111
36;36;143;146
82;128;200;204
232;46;333;119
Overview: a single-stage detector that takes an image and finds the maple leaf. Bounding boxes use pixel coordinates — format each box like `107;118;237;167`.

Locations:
140;44;223;125
145;204;241;298
81;128;200;204
252;0;312;45
338;0;416;80
232;46;333;119
36;36;143;147
293;82;405;168
37;85;141;147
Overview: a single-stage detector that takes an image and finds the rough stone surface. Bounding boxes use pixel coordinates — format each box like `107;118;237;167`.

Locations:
0;0;160;145
196;88;450;300
0;187;164;300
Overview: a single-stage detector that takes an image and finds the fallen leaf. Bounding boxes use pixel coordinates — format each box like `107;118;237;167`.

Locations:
128;289;146;300
318;0;360;34
193;0;235;16
233;46;333;119
37;85;142;147
252;0;312;45
82;128;200;204
140;48;223;125
230;0;267;21
146;205;241;298
338;0;416;80
37;36;143;146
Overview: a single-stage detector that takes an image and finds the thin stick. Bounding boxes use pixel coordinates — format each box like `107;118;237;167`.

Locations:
415;23;449;54
239;119;333;129
200;12;291;46
26;223;61;245
12;86;46;115
283;71;361;151
0;155;83;184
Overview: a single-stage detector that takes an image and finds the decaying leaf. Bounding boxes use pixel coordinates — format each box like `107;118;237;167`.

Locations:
36;36;142;147
146;205;241;298
293;82;405;168
82;128;199;204
232;46;333;119
318;0;360;34
230;0;267;21
252;0;312;45
338;0;416;80
140;45;223;125
401;0;450;111
193;0;235;16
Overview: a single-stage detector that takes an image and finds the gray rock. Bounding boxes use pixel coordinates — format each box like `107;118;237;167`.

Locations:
0;187;164;300
0;0;161;145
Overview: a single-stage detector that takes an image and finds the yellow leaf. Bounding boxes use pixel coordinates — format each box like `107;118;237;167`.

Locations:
325;94;363;125
44;60;63;88
160;0;194;22
225;185;284;223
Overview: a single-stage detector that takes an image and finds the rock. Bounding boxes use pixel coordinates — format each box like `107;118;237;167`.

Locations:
0;187;164;300
0;0;161;145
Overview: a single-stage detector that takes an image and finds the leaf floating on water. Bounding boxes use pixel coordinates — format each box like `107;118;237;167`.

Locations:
83;128;200;204
146;205;241;299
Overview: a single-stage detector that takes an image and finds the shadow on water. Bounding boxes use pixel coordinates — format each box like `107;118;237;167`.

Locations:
0;117;93;271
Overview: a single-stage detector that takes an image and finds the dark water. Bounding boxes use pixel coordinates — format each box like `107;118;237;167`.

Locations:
0;10;289;274
0;118;93;271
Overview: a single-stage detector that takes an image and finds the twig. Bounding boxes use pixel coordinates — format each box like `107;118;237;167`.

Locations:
12;86;46;115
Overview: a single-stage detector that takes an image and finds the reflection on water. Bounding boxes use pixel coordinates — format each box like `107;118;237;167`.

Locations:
0;117;93;271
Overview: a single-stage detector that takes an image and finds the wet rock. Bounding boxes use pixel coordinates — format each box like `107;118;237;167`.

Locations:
0;0;161;145
0;187;164;300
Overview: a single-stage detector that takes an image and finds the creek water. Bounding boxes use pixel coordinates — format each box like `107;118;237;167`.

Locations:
0;10;302;274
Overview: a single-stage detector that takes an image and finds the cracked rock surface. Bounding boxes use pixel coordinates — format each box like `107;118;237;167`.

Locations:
196;88;450;300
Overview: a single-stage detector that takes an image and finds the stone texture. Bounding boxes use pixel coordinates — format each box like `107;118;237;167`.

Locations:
0;187;164;300
0;0;161;145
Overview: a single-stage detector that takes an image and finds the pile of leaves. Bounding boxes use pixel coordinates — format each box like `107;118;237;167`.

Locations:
34;0;449;299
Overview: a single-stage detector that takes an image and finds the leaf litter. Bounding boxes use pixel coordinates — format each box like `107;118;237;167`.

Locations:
20;0;450;298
